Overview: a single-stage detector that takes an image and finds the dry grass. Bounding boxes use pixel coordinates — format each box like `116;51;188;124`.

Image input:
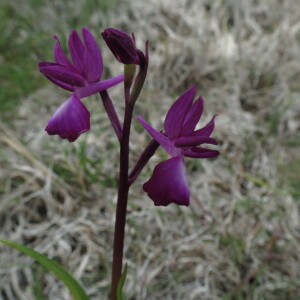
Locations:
1;0;300;299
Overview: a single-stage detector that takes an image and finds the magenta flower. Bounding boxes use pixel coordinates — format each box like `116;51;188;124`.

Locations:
39;28;124;142
101;28;140;65
138;85;219;206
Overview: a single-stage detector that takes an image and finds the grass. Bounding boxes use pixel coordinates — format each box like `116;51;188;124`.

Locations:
1;0;300;299
0;0;117;118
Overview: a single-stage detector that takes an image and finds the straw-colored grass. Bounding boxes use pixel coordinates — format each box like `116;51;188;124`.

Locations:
1;0;300;299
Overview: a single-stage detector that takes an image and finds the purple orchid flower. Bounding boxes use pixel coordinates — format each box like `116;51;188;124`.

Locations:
39;28;124;142
39;27;124;98
138;85;219;206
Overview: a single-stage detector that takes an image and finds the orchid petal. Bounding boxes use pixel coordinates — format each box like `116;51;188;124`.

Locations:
181;96;204;136
82;27;103;82
39;63;85;87
137;116;179;157
53;36;75;71
45;94;90;142
143;156;190;206
174;136;218;147
183;148;220;158
75;74;124;99
39;62;74;91
68;30;85;73
164;85;196;139
190;115;217;137
43;75;75;91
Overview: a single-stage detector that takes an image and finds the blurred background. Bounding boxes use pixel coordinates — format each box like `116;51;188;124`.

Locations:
0;0;300;299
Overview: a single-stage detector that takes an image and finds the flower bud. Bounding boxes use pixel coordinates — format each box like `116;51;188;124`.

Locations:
101;28;139;64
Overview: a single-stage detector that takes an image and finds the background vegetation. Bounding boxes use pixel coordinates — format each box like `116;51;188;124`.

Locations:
0;0;299;299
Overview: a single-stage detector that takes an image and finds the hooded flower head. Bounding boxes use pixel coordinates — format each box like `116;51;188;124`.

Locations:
138;85;219;206
101;28;140;65
39;28;124;142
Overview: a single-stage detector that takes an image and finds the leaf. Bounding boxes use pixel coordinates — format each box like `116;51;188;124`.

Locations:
31;265;47;300
116;263;127;300
0;239;90;300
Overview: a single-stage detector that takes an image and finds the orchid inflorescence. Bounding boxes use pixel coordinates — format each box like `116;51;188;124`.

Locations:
39;27;219;299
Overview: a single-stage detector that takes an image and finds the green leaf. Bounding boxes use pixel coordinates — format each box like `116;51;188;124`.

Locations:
31;265;47;300
117;263;127;300
0;239;90;300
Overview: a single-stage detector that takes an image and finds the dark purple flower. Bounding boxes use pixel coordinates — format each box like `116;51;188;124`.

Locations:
39;28;124;98
45;94;90;142
138;85;219;206
39;28;124;142
101;28;140;65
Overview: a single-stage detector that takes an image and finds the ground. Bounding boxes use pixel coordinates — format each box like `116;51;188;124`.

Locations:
0;0;300;299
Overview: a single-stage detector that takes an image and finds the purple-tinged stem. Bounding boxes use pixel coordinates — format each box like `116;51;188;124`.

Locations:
128;139;159;186
110;102;134;300
110;44;149;299
130;43;148;104
99;90;123;142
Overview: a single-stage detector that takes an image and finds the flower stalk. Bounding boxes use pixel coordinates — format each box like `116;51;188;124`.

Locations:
128;139;159;186
110;42;148;298
130;43;148;105
99;90;123;142
110;101;133;300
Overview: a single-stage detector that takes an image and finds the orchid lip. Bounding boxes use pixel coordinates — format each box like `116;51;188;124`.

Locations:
45;94;90;142
143;156;190;206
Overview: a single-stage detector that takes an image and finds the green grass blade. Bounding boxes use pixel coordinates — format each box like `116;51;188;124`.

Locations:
0;238;90;300
31;265;47;300
117;263;127;300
